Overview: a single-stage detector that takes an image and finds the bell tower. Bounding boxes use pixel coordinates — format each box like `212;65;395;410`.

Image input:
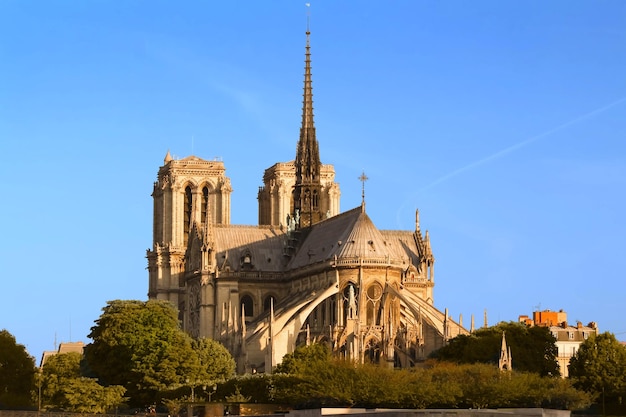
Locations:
147;152;232;310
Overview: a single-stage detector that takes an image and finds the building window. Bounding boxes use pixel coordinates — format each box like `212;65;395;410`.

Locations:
568;332;574;340
241;295;253;318
184;186;193;246
364;338;381;364
264;295;276;312
241;251;253;270
365;284;382;325
201;186;209;223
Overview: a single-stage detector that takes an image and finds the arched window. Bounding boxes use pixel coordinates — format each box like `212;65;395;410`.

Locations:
364;339;380;364
367;303;375;325
264;295;276;312
201;186;209;224
312;190;319;209
184;186;193;246
366;284;383;325
241;295;253;318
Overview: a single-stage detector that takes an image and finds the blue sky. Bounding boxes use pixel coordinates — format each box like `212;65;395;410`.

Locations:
1;1;625;362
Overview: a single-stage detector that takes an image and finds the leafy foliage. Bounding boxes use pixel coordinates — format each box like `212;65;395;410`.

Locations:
273;361;591;409
225;386;251;403
162;397;186;416
41;351;126;412
430;321;560;376
0;329;36;408
85;299;235;406
193;337;236;383
274;343;331;374
569;332;626;410
218;373;274;403
268;344;589;410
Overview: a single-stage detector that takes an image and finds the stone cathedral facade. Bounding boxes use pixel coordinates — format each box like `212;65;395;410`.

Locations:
147;31;468;373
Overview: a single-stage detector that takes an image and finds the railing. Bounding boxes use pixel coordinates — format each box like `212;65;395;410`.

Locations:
217;271;286;280
331;256;406;267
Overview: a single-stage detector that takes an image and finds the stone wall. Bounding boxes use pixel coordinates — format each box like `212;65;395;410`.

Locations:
286;408;570;417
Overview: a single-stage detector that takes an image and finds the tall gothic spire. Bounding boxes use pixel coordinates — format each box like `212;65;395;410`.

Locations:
295;30;320;183
301;30;316;133
293;28;323;228
499;331;513;371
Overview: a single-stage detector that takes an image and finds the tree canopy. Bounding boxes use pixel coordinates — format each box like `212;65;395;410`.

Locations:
85;299;235;406
569;332;626;410
275;343;331;374
257;343;589;410
41;352;125;412
193;337;236;383
269;355;589;410
0;329;36;408
430;321;560;376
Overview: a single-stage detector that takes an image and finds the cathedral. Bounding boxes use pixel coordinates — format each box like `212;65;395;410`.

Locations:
147;30;468;373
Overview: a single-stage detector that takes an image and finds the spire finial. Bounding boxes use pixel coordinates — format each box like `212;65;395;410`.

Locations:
306;3;311;33
301;13;314;131
415;209;420;231
359;171;368;210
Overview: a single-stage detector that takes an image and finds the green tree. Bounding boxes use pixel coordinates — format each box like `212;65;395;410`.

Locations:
85;299;233;406
41;352;82;408
569;332;626;409
193;338;236;383
219;373;274;404
269;358;590;410
430;321;560;376
41;351;126;412
275;343;331;374
0;329;36;408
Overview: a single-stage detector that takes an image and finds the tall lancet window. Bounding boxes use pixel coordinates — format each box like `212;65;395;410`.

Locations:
201;186;209;224
312;190;319;209
184;186;193;246
264;295;276;312
241;295;253;318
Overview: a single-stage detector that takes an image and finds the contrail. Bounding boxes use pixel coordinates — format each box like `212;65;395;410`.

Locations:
419;96;626;192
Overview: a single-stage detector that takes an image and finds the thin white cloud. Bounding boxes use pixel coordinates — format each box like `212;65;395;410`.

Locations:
420;96;626;192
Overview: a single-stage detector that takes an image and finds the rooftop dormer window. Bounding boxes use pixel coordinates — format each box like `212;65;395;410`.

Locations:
241;251;253;270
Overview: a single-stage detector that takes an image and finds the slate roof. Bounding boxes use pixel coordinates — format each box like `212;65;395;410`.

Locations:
213;225;286;273
210;206;422;275
288;205;415;270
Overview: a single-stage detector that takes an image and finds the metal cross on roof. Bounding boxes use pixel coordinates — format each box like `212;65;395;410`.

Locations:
359;171;369;205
